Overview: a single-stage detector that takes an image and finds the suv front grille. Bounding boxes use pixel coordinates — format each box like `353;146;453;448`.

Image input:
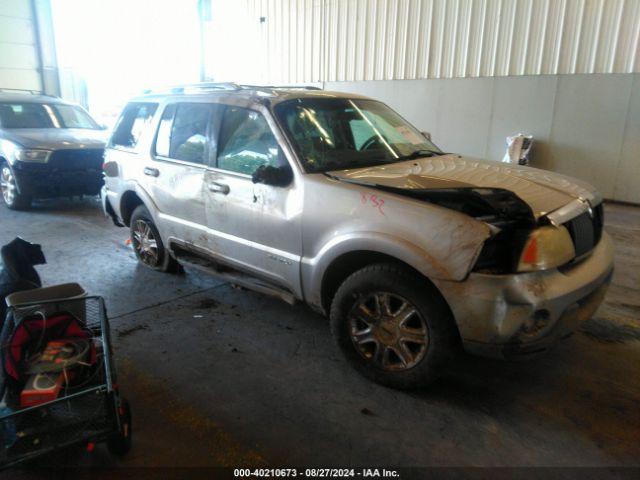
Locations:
564;203;604;258
49;149;104;171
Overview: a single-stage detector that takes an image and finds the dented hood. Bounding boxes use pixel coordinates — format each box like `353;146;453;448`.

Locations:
330;154;601;218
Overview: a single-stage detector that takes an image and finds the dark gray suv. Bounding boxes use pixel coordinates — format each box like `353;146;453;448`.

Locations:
0;91;107;210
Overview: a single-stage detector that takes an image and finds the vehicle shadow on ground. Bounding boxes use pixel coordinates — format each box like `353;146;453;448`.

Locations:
416;335;640;463
27;196;103;214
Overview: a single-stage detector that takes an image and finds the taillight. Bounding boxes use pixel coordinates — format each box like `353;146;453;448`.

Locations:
102;161;119;177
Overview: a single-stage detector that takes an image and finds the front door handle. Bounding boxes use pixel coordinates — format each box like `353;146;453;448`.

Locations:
144;167;160;177
208;182;230;195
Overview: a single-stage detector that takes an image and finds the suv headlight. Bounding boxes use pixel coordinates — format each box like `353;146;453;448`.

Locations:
517;225;575;272
14;149;52;163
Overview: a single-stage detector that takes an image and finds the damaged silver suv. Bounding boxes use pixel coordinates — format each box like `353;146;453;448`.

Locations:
102;84;614;388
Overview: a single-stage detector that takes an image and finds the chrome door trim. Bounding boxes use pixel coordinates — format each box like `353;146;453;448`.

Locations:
158;212;299;262
152;155;208;170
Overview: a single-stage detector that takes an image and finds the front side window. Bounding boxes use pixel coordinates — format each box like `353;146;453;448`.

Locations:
0;102;99;129
274;98;442;173
109;102;158;149
217;107;280;175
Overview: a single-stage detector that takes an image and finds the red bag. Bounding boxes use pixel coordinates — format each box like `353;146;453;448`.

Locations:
3;312;95;383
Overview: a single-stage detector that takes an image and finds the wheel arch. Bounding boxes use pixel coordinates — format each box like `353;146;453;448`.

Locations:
319;250;460;342
119;190;144;227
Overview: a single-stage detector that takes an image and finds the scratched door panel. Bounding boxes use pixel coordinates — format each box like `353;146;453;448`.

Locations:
203;169;303;297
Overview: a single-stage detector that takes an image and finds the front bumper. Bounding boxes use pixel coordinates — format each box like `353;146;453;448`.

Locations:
13;162;103;198
435;232;614;359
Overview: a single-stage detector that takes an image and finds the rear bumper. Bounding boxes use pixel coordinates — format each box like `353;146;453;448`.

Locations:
435;232;614;359
101;186;124;227
13;162;103;198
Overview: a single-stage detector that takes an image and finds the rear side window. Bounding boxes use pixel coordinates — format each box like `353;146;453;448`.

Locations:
217;107;280;175
154;102;221;165
109;102;158;149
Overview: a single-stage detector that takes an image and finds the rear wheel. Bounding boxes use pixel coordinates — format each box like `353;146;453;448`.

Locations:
330;263;458;389
1;162;31;210
129;205;180;273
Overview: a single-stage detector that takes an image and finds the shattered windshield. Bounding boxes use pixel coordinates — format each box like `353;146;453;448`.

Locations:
274;98;442;173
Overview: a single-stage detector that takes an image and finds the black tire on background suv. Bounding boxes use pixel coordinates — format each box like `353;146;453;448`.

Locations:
330;263;459;389
129;204;180;273
0;161;32;210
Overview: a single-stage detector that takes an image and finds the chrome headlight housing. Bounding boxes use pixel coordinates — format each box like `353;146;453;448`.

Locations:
14;149;52;163
517;225;575;272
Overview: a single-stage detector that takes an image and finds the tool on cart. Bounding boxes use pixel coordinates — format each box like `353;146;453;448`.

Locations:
0;249;132;468
20;338;92;408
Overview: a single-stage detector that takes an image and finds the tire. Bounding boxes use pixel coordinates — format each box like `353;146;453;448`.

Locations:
1;161;31;210
107;398;132;456
129;204;180;273
330;263;459;389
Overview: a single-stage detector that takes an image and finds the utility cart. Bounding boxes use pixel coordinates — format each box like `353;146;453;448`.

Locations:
0;284;131;469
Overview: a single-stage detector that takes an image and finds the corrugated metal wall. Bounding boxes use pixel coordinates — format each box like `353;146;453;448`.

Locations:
0;0;41;91
239;0;640;84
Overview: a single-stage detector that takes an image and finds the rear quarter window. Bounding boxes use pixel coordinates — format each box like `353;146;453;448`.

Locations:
109;102;158;150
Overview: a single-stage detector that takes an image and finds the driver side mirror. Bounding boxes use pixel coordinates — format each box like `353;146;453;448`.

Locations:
421;131;432;141
252;164;293;187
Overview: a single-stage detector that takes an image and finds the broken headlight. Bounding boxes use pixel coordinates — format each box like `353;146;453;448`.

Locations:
517;225;575;272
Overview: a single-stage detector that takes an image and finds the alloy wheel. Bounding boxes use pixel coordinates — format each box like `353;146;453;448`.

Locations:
348;292;429;371
132;219;160;267
1;165;16;206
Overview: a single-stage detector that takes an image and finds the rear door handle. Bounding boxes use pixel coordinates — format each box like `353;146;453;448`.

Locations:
144;167;160;177
208;182;230;195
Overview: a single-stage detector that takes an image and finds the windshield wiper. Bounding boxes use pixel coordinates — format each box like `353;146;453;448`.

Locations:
394;149;444;161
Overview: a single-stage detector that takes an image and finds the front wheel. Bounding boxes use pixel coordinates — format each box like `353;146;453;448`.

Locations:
1;162;31;210
330;263;459;389
129;205;180;273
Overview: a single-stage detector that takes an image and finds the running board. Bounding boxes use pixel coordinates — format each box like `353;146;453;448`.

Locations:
174;250;297;305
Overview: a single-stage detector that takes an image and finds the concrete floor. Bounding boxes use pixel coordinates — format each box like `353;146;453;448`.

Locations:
1;198;639;476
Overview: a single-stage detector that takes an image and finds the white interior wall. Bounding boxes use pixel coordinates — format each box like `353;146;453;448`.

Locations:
0;0;41;91
223;0;640;84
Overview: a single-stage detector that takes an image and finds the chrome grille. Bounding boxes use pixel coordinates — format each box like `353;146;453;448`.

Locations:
564;203;604;257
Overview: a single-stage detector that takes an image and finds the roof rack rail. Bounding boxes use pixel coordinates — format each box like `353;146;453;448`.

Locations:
240;84;322;91
141;83;323;96
0;88;46;95
143;82;241;95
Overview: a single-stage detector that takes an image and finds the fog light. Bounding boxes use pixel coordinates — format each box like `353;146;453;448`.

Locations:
521;309;551;335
